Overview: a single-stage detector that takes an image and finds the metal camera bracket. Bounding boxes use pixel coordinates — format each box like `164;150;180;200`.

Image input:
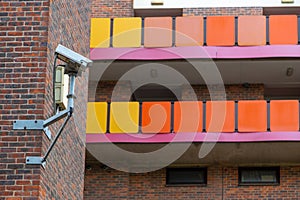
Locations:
13;44;92;166
13;75;76;166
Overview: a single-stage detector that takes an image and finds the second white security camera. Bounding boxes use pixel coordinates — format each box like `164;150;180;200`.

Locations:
55;44;93;76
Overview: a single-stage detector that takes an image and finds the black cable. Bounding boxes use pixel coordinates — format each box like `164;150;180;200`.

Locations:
42;114;71;163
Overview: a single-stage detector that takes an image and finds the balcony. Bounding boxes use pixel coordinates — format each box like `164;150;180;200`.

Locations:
90;15;300;60
86;100;300;142
87;15;300;166
86;100;300;166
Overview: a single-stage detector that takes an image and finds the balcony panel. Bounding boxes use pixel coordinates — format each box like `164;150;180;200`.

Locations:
144;17;173;48
109;102;139;133
142;102;171;133
270;100;299;131
269;15;298;45
174;101;202;133
113;17;142;48
206;16;235;46
238;16;266;46
86;102;107;134
206;101;235;133
238;100;267;132
175;16;203;46
90;18;110;48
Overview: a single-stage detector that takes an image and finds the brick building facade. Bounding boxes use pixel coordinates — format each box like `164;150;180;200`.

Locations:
84;1;300;200
1;0;300;199
1;0;90;199
84;165;300;200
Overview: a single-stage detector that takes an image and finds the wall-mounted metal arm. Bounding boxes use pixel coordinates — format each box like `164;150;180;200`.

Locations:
43;109;70;128
13;108;70;141
13;74;77;166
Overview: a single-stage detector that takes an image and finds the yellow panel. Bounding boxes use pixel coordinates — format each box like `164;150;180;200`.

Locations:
113;18;142;48
90;18;110;48
110;102;139;133
86;102;107;133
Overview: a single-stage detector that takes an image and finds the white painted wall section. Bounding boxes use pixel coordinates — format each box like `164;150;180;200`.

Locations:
134;0;300;9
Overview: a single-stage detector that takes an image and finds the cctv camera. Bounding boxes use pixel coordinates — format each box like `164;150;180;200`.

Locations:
55;44;92;76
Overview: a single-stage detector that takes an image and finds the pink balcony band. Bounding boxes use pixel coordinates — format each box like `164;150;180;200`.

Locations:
86;132;300;143
90;45;300;60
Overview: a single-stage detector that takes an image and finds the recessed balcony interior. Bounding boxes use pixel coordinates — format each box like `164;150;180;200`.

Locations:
89;59;300;99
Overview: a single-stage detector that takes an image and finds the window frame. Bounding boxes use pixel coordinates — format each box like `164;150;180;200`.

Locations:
238;167;280;186
166;167;207;186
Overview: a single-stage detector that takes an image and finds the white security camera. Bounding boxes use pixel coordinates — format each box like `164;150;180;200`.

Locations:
55;44;92;76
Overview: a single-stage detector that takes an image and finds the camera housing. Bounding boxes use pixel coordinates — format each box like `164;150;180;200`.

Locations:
55;44;92;76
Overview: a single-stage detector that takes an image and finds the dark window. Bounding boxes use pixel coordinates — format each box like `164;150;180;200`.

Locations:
166;167;207;185
131;84;180;101
134;9;183;17
263;7;300;15
264;86;300;100
239;167;280;185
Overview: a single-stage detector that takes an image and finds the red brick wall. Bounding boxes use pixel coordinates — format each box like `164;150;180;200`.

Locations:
224;167;300;199
92;0;134;18
84;163;300;200
91;3;262;18
183;7;263;16
92;3;263;18
88;80;132;102
0;0;90;199
89;82;264;102
182;84;264;101
0;1;49;199
40;0;91;199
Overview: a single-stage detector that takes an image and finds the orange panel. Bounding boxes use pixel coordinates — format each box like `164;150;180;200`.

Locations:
142;102;171;133
206;101;235;133
206;16;235;46
174;101;202;133
238;16;266;46
269;15;298;45
238;100;267;132
175;16;203;46
144;17;172;48
270;100;299;131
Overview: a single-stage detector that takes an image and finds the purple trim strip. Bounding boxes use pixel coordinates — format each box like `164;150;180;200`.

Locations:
86;132;300;143
90;45;300;60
